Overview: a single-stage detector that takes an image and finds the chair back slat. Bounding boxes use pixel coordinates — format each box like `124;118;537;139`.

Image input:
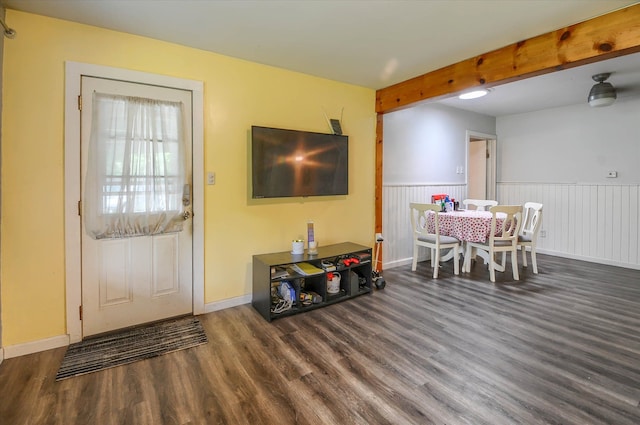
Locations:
410;202;441;238
462;199;498;211
489;205;523;246
521;202;543;237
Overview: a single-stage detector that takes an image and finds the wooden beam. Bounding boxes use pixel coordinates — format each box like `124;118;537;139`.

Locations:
376;4;640;114
374;113;384;268
373;4;640;270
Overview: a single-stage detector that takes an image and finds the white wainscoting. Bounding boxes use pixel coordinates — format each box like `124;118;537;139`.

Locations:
382;182;640;270
382;184;466;268
497;182;640;269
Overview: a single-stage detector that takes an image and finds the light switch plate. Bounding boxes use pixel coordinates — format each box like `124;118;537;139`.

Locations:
207;172;215;185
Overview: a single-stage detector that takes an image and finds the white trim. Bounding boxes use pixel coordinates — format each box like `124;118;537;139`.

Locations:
535;248;640;271
465;130;497;201
382;182;467;187
191;81;205;315
384;248;640;272
498;181;639;187
64;61;205;342
0;296;249;359
204;294;253;314
465;131;497;141
383;257;420;270
4;335;69;359
64;63;82;343
4;256;629;360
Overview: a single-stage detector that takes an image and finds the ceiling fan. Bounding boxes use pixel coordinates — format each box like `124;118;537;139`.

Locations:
588;73;617;107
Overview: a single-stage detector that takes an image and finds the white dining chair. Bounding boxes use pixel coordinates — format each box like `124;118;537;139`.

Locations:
464;205;522;282
462;199;498;211
518;202;543;274
410;203;461;278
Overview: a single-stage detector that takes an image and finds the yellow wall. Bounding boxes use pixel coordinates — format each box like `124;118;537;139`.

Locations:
0;10;376;347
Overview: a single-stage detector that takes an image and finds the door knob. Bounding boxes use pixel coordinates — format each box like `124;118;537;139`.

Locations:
182;210;192;220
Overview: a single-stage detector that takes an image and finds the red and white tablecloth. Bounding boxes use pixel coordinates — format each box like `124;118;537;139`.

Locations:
427;210;505;243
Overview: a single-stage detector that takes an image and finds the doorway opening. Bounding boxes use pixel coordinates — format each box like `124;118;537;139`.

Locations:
466;131;497;201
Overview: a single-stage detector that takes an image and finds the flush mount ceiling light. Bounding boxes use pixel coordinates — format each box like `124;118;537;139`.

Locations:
458;89;489;100
588;73;617;107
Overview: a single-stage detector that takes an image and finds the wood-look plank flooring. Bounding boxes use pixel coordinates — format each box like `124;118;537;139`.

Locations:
1;254;639;424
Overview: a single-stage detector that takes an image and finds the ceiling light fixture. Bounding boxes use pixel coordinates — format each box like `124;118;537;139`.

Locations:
458;89;489;100
588;73;616;107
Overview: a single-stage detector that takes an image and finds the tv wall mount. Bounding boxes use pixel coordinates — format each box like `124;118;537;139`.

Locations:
323;107;344;135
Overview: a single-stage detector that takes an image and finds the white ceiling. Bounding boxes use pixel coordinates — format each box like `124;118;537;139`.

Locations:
439;52;640;116
3;0;640;116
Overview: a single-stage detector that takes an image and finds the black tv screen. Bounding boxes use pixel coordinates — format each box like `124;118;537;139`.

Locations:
251;126;348;198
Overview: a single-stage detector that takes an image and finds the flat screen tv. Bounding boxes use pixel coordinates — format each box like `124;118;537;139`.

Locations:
251;126;348;198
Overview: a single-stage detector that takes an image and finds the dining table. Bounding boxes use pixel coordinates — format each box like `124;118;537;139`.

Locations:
426;209;505;243
426;209;507;271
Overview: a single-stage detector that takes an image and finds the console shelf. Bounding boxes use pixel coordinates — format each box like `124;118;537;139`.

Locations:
252;242;373;322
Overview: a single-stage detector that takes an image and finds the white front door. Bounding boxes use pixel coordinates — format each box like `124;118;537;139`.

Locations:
80;76;193;337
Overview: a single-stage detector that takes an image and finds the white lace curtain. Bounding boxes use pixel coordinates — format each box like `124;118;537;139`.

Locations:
84;92;187;239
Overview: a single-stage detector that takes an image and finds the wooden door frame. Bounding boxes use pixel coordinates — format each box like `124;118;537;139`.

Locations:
64;62;205;343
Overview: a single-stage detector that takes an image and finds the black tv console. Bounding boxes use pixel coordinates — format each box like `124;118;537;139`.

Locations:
252;242;373;322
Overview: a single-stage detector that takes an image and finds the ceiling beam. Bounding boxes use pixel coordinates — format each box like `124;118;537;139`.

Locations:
375;3;640;114
374;3;640;270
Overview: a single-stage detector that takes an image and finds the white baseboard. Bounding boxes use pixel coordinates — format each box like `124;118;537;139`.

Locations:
4;334;70;359
2;296;251;360
204;294;252;314
383;255;427;270
5;250;631;360
535;248;640;271
385;250;640;273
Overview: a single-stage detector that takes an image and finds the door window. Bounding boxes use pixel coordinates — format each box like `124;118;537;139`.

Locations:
83;93;187;239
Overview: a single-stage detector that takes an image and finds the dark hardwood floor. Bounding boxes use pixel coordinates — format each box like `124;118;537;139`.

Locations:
1;254;639;424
